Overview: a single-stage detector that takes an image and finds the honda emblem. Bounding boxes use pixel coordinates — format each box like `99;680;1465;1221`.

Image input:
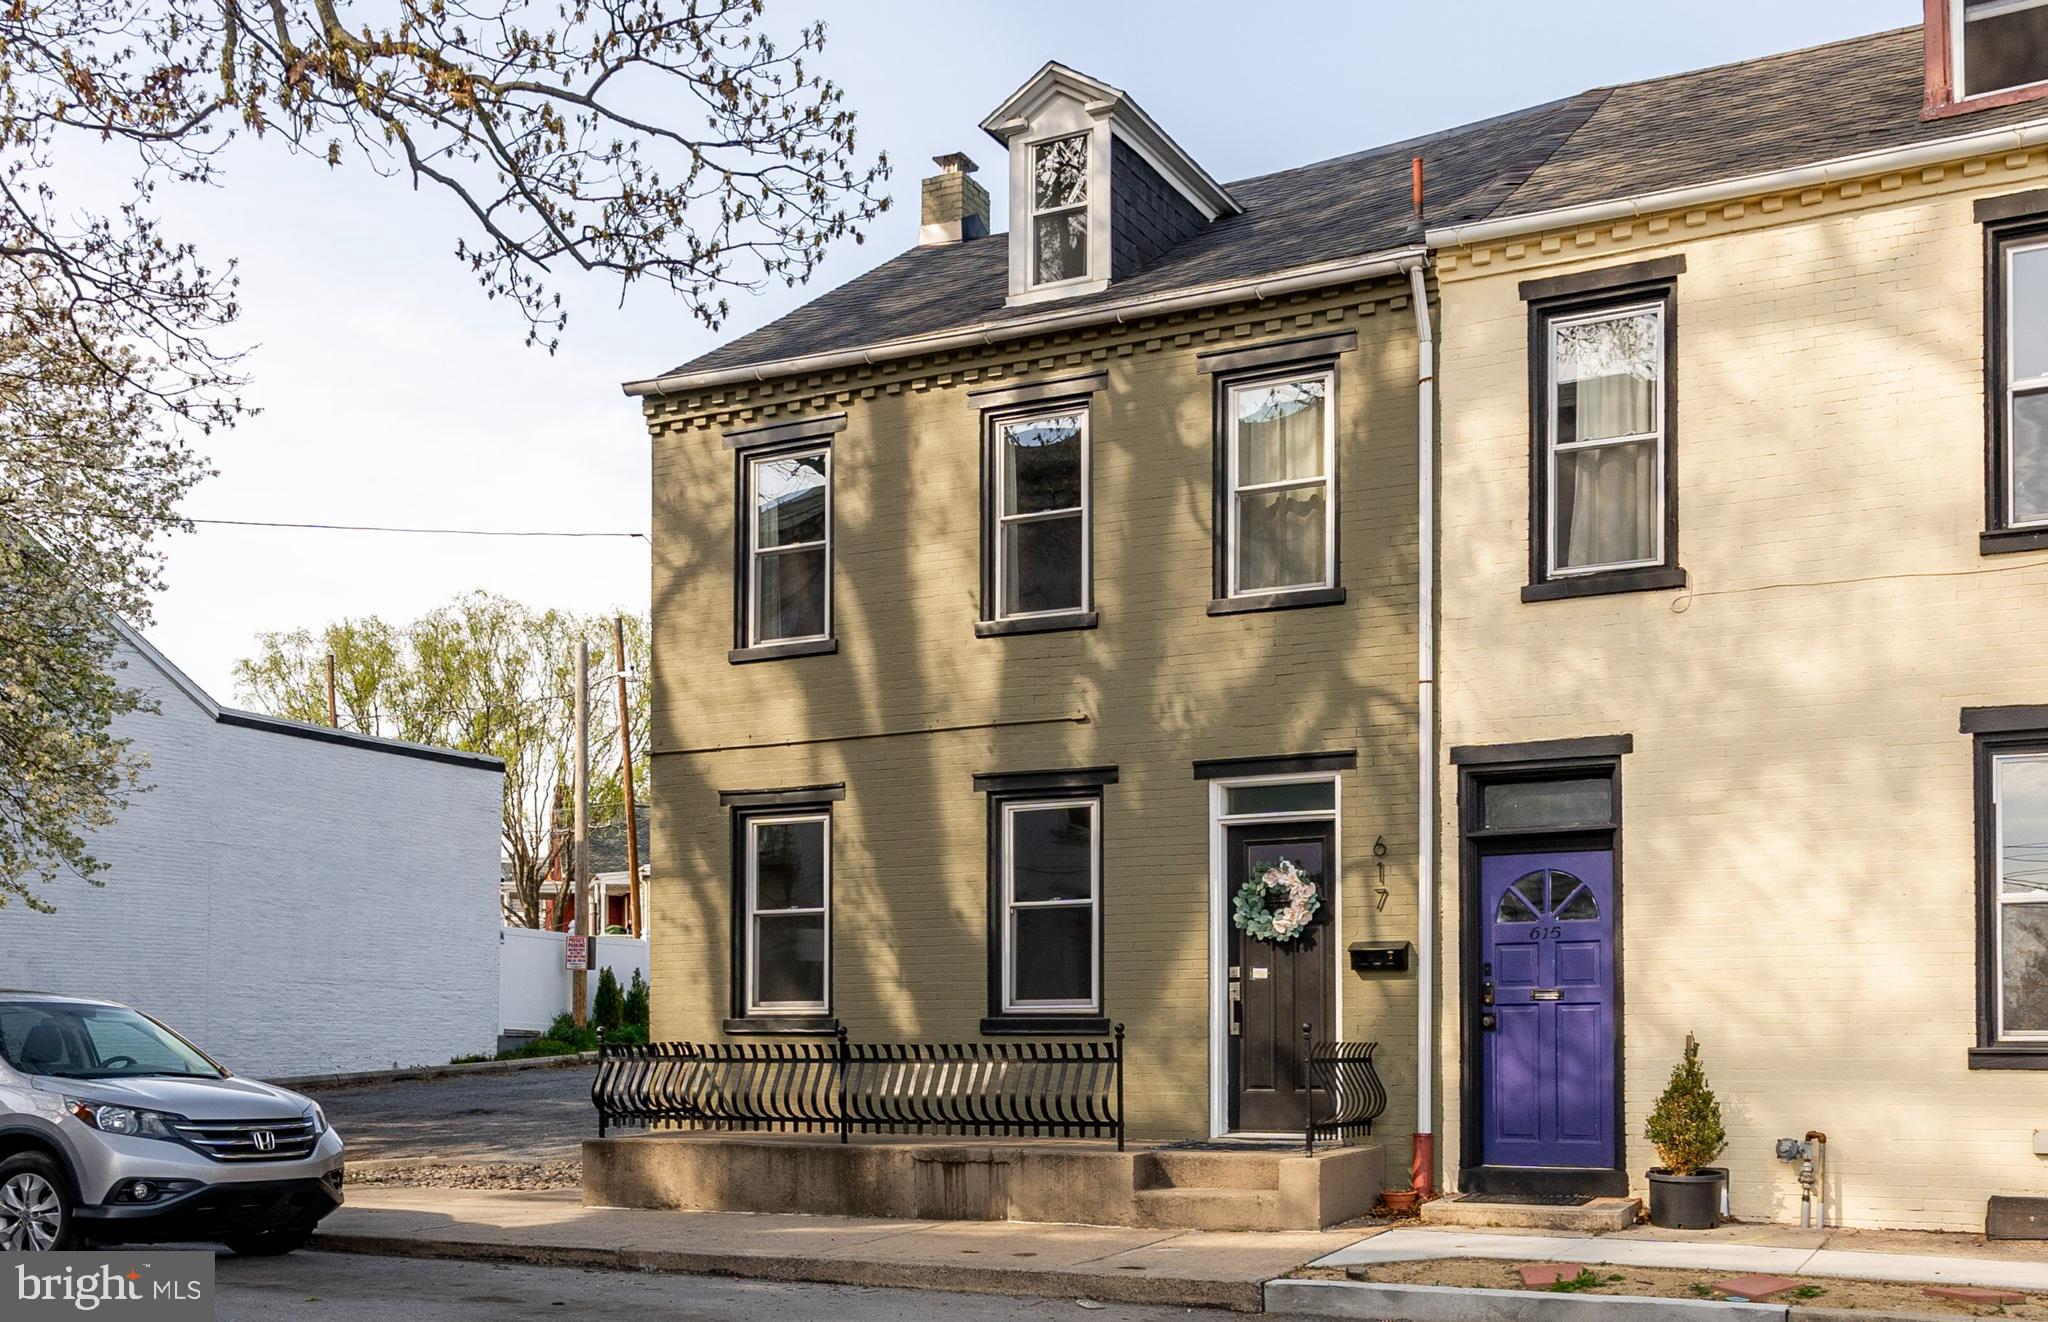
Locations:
251;1129;277;1153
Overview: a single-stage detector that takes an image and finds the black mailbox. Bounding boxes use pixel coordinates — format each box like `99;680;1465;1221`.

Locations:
1349;941;1411;973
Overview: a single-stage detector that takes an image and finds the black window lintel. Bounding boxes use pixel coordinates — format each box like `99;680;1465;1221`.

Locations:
973;766;1119;795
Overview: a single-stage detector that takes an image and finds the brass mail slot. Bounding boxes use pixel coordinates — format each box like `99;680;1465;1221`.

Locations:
1530;988;1563;1001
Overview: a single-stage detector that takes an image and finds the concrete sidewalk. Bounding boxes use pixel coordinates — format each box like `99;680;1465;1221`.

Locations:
1315;1226;2048;1293
314;1186;1363;1311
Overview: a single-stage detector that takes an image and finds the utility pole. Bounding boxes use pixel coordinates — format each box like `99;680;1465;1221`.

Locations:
571;640;593;1028
325;653;338;728
612;616;643;940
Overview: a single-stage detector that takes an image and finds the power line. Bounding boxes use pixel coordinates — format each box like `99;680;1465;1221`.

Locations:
188;517;647;541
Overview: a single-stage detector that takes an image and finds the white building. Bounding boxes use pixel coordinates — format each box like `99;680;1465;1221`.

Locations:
0;623;504;1078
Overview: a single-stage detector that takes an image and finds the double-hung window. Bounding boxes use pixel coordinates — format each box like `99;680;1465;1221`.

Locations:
738;445;832;654
999;799;1099;1015
1954;0;2048;100
1523;262;1683;601
1223;372;1336;600
988;408;1089;623
1985;218;2048;550
1029;134;1089;287
1967;709;2048;1066
740;812;831;1018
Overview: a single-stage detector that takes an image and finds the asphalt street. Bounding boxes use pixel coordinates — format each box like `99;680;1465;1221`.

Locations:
304;1064;592;1163
215;1251;1231;1321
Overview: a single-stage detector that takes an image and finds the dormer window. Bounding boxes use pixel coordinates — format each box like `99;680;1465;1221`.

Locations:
1926;0;2048;115
981;63;1240;308
1959;0;2048;98
1031;134;1091;286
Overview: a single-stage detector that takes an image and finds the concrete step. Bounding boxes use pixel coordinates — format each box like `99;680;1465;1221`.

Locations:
1132;1186;1284;1232
1134;1149;1283;1191
1421;1194;1641;1234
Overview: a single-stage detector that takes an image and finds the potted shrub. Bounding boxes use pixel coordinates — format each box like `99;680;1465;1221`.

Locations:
1644;1034;1727;1229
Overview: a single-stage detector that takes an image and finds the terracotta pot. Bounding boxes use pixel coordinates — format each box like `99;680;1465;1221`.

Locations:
1378;1189;1420;1215
1647;1168;1720;1229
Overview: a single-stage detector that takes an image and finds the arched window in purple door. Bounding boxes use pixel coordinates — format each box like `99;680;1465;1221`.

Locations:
1494;869;1598;923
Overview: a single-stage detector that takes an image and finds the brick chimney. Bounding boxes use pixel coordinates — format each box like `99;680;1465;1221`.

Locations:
920;153;990;246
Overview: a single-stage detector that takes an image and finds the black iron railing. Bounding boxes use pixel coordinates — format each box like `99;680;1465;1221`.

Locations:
1300;1024;1387;1155
593;1024;1126;1150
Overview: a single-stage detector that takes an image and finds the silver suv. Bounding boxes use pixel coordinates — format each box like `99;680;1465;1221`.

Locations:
0;991;344;1253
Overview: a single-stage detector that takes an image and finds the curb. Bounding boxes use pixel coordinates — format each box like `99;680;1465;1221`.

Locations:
267;1052;596;1092
309;1232;1265;1313
1266;1278;1787;1320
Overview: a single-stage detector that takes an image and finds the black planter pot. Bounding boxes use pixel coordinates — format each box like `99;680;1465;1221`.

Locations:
1647;1168;1721;1229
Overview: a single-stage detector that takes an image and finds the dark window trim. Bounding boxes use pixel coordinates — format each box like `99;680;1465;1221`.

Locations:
1192;750;1357;781
1518;255;1686;305
1194;330;1357;376
1455;751;1627;1194
972;766;1120;795
1211;362;1342;605
729;638;839;665
719;782;848;809
1981;211;2048;545
1967;713;2048;1063
733;435;835;660
722;1016;841;1037
984;782;1109;1028
723;412;847;451
728;798;836;1024
1526;276;1682;601
1450;734;1634;767
979;399;1094;630
966;371;1107;411
1207;585;1348;616
975;610;1098;638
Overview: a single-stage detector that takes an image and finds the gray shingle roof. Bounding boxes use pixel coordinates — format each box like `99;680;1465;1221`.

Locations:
654;26;2047;383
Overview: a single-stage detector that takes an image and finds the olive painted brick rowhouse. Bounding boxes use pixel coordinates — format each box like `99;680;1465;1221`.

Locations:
631;10;2048;1232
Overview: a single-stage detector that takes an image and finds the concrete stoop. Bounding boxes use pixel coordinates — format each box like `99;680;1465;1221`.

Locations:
584;1133;1385;1231
1421;1193;1642;1233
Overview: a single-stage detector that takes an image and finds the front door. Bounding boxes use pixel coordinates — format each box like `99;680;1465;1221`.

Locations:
1227;821;1335;1133
1479;850;1616;1170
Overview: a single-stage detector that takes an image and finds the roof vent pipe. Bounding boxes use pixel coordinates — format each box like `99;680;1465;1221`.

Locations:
920;153;990;246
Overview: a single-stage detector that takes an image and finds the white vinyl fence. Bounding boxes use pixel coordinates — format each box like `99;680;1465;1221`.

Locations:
499;929;650;1035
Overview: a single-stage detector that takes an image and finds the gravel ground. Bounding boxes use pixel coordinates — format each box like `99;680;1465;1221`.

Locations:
347;1158;582;1190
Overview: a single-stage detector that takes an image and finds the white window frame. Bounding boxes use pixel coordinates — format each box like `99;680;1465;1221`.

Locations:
2004;238;2048;530
744;445;833;647
744;812;831;1016
1224;370;1337;597
1994;752;2048;1042
999;797;1101;1014
1026;131;1092;291
1954;0;2048;101
992;408;1091;620
1544;301;1666;578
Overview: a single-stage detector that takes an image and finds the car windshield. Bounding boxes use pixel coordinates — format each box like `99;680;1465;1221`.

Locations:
0;1002;223;1079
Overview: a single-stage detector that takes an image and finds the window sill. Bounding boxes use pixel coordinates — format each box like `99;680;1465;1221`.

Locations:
728;638;838;665
722;1015;840;1037
1207;586;1346;617
1522;566;1687;603
1967;1045;2048;1070
1981;527;2048;556
976;611;1098;639
980;1015;1111;1037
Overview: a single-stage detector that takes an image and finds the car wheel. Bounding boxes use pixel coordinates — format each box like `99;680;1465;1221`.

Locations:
0;1153;73;1251
225;1228;312;1257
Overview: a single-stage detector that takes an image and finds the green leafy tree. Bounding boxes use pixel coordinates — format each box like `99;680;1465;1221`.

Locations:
2;0;885;914
234;592;650;927
623;968;650;1033
1645;1034;1726;1176
592;966;624;1034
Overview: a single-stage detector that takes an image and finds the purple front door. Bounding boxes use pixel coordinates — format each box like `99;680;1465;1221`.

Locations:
1479;850;1616;1170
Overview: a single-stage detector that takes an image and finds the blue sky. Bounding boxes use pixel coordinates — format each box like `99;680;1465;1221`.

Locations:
141;0;1918;698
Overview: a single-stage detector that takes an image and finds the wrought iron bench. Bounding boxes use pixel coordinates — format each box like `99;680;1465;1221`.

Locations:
592;1025;1127;1149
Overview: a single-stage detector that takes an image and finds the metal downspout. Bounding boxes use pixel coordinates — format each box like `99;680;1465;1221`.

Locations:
1406;257;1438;1201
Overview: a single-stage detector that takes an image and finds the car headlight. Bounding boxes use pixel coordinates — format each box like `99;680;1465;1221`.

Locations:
307;1102;328;1135
67;1099;180;1140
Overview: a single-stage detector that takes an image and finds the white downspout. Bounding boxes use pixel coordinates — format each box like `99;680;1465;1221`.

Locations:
1406;256;1438;1200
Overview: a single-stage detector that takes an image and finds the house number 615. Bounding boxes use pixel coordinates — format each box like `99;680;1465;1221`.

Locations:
1530;926;1562;939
